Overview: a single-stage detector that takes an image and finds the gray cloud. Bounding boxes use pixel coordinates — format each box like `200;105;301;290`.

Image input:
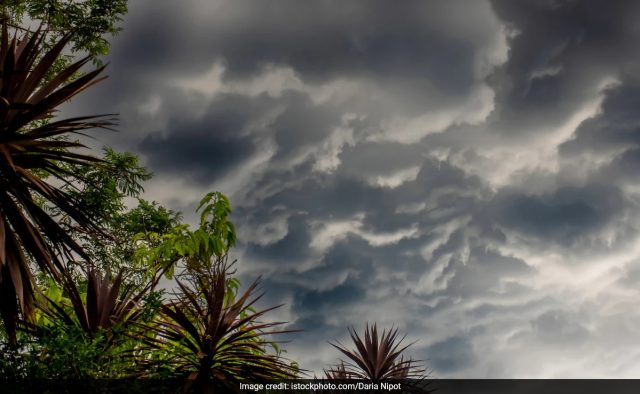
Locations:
531;309;590;346
138;92;272;182
246;213;313;264
425;336;477;374
488;0;640;135
61;0;640;378
490;184;625;245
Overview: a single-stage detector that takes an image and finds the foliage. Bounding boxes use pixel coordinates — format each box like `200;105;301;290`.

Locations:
38;270;144;335
0;22;112;342
132;192;298;387
0;324;107;378
326;323;427;380
134;191;235;279
57;147;182;280
0;184;298;381
138;263;299;389
2;0;128;67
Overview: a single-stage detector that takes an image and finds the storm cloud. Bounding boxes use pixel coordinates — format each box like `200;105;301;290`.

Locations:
64;0;640;377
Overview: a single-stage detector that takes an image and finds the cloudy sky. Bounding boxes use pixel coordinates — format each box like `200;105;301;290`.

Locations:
63;0;640;377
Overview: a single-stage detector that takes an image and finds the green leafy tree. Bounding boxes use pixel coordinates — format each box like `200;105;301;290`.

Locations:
2;0;128;65
1;188;298;381
134;192;236;280
56;147;182;283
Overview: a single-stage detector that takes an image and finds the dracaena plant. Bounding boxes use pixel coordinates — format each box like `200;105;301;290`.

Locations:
38;270;145;336
327;324;427;381
324;361;351;379
0;23;112;342
32;270;149;378
139;261;299;389
14;269;153;378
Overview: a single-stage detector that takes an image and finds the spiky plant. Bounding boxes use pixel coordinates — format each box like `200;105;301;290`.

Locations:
139;263;299;390
328;324;427;381
16;270;151;378
0;24;112;342
324;361;352;379
38;270;145;336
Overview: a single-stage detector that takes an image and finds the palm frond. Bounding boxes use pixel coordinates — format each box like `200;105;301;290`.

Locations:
328;323;427;380
38;270;144;336
324;361;354;379
0;23;112;341
139;265;300;386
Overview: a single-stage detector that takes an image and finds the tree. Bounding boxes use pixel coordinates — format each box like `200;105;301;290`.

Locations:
0;23;113;342
140;264;299;390
326;324;429;382
56;147;182;283
135;193;300;388
0;188;298;381
2;1;128;65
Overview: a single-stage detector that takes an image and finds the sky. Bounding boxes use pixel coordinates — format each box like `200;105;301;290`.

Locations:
62;0;640;378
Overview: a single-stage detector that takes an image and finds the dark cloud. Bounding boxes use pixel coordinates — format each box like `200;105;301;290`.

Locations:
245;214;312;263
295;279;366;312
139;132;254;183
488;0;640;135
63;0;503;149
560;81;640;157
490;185;624;245
137;93;278;182
302;237;377;283
338;141;425;178
425;336;476;374
594;148;640;186
209;1;480;107
261;174;384;219
271;93;339;158
60;0;640;378
112;1;497;106
437;245;532;298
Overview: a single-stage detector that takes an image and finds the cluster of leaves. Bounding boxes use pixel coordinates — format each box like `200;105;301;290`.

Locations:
1;178;299;382
0;19;113;343
1;187;299;382
2;0;128;66
56;147;182;283
324;324;433;393
325;324;427;380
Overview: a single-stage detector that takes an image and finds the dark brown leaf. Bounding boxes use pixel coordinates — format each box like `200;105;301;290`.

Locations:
0;22;112;340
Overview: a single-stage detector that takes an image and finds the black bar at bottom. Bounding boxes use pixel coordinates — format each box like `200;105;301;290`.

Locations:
1;379;640;393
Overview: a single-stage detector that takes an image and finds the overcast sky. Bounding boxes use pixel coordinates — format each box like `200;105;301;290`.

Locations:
63;0;640;377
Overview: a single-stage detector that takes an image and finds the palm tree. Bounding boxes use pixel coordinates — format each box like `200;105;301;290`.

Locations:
38;270;145;336
327;323;428;381
138;262;299;391
0;24;112;342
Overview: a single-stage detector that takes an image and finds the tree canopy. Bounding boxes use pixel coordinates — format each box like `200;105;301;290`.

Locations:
2;0;127;62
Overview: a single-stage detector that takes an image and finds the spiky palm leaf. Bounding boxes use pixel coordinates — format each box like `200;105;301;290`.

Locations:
0;24;112;342
329;324;427;380
39;270;144;336
139;267;298;389
324;361;353;379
